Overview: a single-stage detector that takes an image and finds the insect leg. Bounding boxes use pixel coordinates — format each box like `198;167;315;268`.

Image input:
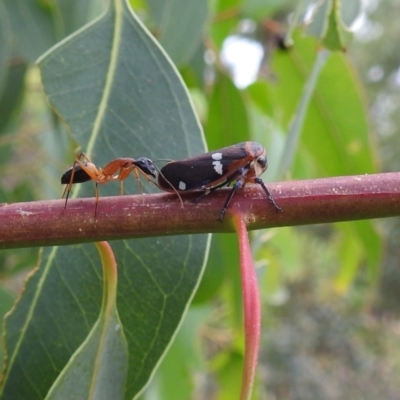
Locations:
195;168;243;205
132;168;143;193
194;180;229;204
64;158;81;210
94;182;99;217
63;184;72;209
217;179;245;222
254;177;282;212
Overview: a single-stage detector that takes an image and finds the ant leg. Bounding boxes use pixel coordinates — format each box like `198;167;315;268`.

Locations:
64;159;80;210
133;168;143;194
94;182;99;217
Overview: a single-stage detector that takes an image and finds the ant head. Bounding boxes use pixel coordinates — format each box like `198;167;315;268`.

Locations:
134;157;157;178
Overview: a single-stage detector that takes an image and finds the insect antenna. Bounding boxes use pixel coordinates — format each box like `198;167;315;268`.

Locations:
152;163;184;208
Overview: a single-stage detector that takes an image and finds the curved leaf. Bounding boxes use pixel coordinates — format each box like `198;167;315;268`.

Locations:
306;0;358;51
205;72;250;150
45;242;128;400
0;1;11;97
146;0;209;66
269;33;377;177
0;60;27;135
0;288;14;368
1;1;209;399
1;245;104;399
2;0;104;62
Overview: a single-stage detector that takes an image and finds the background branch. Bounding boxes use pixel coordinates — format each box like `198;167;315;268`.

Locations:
1;172;399;249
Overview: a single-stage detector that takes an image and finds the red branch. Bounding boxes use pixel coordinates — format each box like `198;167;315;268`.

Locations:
0;172;400;249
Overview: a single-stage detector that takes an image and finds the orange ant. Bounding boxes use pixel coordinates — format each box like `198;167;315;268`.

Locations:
61;153;157;215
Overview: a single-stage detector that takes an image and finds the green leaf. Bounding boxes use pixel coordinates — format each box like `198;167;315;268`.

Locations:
1;246;104;399
210;18;238;50
1;1;209;399
51;0;106;38
193;236;225;304
2;0;104;61
334;227;363;293
0;60;27;135
143;307;210;400
321;1;352;51
0;1;11;97
0;287;14;368
3;0;56;61
205;72;250;149
214;0;241;12
306;0;357;51
353;220;381;278
258;227;301;300
180;42;206;89
335;220;381;291
45;243;128;400
306;0;331;39
45;309;128;400
242;0;291;20
341;0;361;27
269;33;377;177
219;234;243;329
210;0;240;50
246;80;274;118
215;352;244;400
146;0;209;66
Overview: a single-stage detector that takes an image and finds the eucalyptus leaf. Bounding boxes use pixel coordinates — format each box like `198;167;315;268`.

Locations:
269;33;377;177
0;61;27;135
0;1;11;97
341;0;361;28
321;1;352;51
3;0;57;61
0;287;14;368
2;0;104;62
1;1;209;399
205;72;250;150
52;0;106;38
45;308;128;400
306;0;354;51
146;0;208;66
306;0;331;38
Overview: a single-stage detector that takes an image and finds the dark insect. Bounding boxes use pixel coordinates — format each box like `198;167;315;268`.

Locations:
61;153;157;215
158;141;281;222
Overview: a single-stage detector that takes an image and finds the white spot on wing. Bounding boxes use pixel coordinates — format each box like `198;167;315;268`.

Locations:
179;181;186;190
213;161;223;175
212;152;222;160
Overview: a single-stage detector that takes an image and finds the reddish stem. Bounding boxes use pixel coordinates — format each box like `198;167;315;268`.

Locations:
233;214;260;400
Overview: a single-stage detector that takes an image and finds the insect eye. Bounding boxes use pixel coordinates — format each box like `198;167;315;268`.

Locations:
256;156;267;169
